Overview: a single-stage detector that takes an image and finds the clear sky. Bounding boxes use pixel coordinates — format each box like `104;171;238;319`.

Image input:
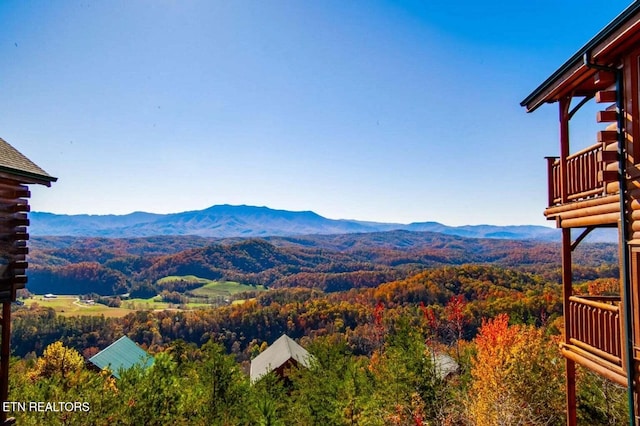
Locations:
0;0;633;226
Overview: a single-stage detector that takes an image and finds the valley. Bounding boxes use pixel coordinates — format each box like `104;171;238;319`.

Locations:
11;217;623;424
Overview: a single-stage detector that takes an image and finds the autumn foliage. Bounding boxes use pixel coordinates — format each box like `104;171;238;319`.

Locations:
468;314;565;425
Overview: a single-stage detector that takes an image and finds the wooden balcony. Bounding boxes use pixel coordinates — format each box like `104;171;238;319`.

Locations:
545;142;620;228
560;295;627;386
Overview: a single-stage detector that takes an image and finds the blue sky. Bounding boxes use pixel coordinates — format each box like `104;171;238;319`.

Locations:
0;0;633;226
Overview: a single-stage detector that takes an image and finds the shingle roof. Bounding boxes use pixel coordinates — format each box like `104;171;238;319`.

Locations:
88;336;154;379
0;138;56;185
250;334;312;382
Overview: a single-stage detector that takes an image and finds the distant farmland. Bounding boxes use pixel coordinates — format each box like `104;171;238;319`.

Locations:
22;277;267;317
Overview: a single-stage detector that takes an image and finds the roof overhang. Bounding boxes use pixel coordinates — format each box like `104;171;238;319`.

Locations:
0;138;57;186
0;168;57;187
521;2;640;112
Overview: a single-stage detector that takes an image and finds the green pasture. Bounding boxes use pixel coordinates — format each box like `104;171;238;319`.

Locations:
157;275;266;297
20;277;267;317
121;297;172;310
23;296;130;318
157;275;211;285
189;279;266;298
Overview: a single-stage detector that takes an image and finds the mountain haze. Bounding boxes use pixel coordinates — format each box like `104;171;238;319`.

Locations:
29;204;565;240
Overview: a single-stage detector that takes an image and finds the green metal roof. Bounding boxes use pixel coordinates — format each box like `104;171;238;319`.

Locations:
88;336;154;379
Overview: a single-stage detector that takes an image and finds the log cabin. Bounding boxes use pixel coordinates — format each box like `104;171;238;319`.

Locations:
0;137;56;425
521;3;640;424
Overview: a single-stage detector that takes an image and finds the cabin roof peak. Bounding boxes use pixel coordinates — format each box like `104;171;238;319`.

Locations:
250;334;312;382
0;138;57;186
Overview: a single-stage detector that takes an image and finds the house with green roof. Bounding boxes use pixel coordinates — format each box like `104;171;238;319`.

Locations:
88;336;154;379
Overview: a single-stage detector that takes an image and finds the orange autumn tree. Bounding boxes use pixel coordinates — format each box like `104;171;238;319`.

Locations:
468;314;565;425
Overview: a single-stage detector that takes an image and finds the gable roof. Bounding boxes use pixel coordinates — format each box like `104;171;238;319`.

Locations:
0;138;56;186
88;336;154;379
431;351;459;380
250;334;312;382
521;2;640;112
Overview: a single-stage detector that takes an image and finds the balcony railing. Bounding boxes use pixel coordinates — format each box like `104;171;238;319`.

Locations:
567;295;622;367
547;143;610;206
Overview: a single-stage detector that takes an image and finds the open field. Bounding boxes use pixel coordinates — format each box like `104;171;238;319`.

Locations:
121;297;172;311
157;275;211;285
189;280;267;298
23;296;131;318
23;296;195;317
158;275;267;298
20;278;266;317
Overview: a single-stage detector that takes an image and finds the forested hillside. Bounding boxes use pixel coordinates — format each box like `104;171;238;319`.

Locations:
6;231;624;424
27;231;618;296
9;261;627;424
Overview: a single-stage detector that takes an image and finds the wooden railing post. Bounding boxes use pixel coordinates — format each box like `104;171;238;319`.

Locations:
546;157;559;206
560;97;571;204
567;295;623;363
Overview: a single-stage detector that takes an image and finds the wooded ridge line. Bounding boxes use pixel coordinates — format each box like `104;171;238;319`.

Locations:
28;204;583;241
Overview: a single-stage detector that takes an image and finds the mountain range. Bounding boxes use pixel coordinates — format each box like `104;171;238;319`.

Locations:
27;204;575;241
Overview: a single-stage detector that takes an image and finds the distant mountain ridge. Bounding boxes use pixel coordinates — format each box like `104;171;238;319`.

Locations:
29;204;569;241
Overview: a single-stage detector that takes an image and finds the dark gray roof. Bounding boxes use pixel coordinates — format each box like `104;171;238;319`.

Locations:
88;336;154;379
0;138;56;185
250;334;313;382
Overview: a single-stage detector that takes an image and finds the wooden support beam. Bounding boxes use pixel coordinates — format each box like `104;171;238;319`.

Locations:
559;212;620;228
545;194;620;215
0;218;29;228
594;71;615;87
0;190;29;199
562;228;577;426
0;183;27;193
566;358;577;426
598;130;619;143
557;202;620;220
0;233;29;242
598;170;619;183
9;262;26;271
597;150;618;162
10;248;27;256
597;110;618;122
0;202;31;213
571;226;596;251
596;90;617;103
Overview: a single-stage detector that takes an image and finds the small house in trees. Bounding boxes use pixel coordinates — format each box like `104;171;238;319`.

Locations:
0;137;56;424
521;2;640;424
88;336;154;379
250;334;313;383
430;351;458;381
